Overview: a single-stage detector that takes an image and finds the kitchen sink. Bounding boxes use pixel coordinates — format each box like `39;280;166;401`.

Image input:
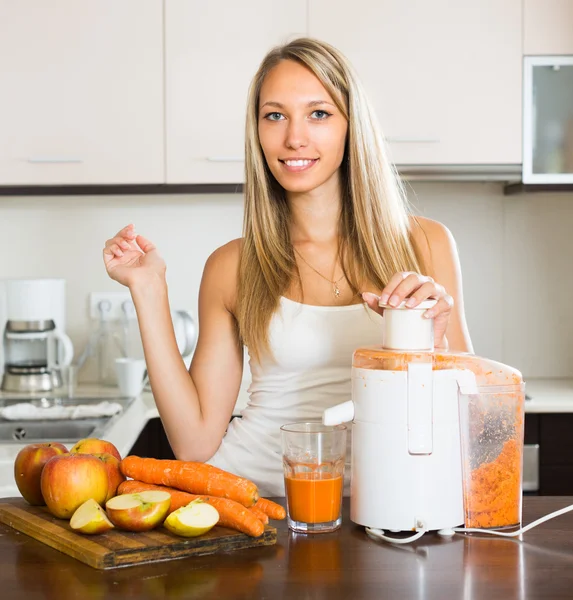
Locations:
0;395;135;443
0;396;133;409
0;418;109;443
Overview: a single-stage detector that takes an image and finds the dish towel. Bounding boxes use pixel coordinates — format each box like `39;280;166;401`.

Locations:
0;401;123;421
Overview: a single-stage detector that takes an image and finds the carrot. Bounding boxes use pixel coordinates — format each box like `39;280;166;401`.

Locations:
248;506;269;525
117;480;265;537
120;456;259;507
255;498;286;520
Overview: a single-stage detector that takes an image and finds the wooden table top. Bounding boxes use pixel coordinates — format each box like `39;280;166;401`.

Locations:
2;496;573;599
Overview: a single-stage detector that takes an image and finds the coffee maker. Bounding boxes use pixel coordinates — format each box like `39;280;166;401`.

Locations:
0;279;74;393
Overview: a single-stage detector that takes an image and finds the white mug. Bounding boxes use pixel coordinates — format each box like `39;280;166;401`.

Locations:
114;358;148;397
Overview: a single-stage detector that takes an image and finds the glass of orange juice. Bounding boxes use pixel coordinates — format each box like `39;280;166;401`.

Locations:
280;422;347;533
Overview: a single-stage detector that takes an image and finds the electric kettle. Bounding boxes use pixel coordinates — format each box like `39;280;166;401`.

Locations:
323;299;525;537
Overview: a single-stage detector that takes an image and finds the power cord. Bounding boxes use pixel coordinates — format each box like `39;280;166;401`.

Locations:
365;503;573;545
453;503;573;537
366;519;428;544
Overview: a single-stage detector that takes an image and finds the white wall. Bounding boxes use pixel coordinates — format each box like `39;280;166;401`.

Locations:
0;182;572;379
412;183;573;378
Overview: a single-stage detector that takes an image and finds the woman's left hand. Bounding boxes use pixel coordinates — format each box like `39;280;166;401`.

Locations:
362;272;454;350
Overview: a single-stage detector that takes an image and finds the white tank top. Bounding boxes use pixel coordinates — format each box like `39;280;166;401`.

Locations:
207;296;384;497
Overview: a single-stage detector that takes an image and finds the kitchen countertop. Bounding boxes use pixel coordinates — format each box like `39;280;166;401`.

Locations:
2;496;573;599
0;377;572;499
523;378;573;412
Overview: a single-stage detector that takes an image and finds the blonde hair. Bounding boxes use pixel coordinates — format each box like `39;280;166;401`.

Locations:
237;37;424;361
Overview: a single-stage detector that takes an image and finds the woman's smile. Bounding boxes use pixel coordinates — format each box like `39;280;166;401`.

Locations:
279;158;319;173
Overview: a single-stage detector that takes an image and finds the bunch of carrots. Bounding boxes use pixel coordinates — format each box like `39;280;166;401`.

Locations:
118;456;285;537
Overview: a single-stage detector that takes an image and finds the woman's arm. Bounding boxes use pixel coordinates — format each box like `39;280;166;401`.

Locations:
411;216;474;354
128;240;244;462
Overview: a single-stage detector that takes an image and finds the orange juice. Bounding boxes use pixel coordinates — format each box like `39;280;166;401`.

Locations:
285;472;343;523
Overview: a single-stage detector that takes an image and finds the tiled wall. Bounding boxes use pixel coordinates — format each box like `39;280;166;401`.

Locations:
0;182;572;379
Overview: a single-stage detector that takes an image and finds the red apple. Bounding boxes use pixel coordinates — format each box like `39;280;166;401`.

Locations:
70;438;121;461
92;453;126;501
106;491;171;532
41;454;109;519
14;442;69;505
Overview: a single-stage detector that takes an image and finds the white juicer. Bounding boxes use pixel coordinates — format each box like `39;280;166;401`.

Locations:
323;300;525;537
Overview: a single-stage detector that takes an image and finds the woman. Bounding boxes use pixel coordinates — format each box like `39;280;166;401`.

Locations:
103;38;473;496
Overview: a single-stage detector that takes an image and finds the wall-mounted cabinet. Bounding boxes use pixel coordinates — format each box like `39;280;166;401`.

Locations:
0;1;164;186
165;0;306;184
308;0;523;166
523;56;573;184
524;0;573;55
2;1;557;189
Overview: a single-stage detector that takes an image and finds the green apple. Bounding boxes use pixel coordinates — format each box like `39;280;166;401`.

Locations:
163;499;219;537
70;498;114;535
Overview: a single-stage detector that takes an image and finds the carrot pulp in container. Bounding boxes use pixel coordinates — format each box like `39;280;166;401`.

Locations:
464;438;522;529
285;473;343;523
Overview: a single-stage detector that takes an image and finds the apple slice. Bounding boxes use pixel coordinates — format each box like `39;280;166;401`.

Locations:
105;491;171;532
164;499;220;538
70;498;114;535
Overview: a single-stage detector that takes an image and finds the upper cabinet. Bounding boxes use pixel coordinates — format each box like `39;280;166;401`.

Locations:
309;0;523;166
0;1;164;185
2;1;554;187
165;0;306;184
523;56;573;184
524;0;573;55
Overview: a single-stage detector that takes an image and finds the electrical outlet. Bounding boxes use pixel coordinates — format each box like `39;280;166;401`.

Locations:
89;292;135;320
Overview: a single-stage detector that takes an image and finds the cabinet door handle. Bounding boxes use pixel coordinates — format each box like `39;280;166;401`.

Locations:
206;156;244;162
27;157;84;164
386;137;440;144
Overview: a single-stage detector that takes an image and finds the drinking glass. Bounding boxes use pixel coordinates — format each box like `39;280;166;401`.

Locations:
280;422;347;533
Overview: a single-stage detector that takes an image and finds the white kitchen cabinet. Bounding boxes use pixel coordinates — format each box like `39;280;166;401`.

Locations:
165;0;306;184
0;1;164;185
523;56;573;183
524;0;573;55
309;0;522;166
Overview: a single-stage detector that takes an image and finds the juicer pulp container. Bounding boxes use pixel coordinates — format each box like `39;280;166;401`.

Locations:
459;383;525;530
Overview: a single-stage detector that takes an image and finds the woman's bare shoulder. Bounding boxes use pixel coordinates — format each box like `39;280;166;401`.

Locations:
408;215;457;277
207;237;242;265
202;238;242;312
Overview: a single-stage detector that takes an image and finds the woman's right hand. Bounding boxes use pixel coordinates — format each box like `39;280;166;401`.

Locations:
103;224;166;289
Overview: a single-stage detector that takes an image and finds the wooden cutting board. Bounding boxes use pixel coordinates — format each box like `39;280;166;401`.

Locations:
0;498;277;569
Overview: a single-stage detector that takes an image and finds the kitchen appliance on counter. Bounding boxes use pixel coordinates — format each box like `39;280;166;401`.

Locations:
323;300;525;539
0;279;74;393
75;295;197;388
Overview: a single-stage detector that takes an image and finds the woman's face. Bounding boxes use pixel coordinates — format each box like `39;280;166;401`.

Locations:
258;60;348;195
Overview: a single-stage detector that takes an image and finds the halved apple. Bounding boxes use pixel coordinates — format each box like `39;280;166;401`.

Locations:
163;499;219;538
105;490;171;532
70;498;114;535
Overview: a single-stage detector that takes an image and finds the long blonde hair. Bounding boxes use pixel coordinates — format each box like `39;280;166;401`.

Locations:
237;37;424;361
